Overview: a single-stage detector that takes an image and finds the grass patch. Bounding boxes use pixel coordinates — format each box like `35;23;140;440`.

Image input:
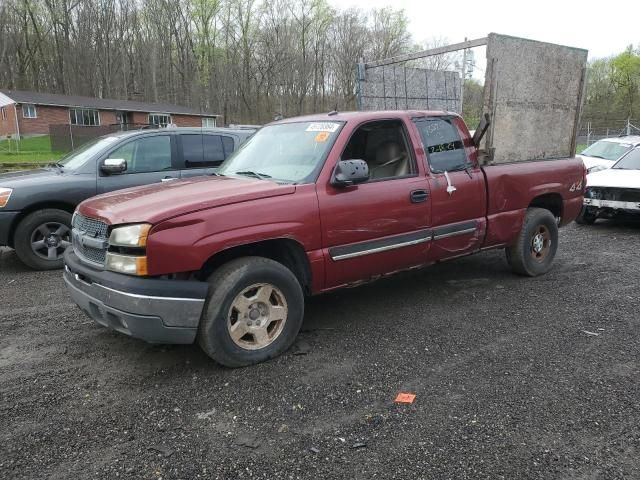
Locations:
0;136;65;164
576;144;587;154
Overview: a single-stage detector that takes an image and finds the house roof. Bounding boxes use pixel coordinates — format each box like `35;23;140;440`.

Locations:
0;89;219;117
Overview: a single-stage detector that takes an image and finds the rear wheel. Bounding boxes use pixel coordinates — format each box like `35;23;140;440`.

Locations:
506;208;559;277
14;209;72;270
575;206;597;225
198;257;304;367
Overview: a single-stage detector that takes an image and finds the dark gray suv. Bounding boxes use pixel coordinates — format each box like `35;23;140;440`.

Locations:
0;127;255;270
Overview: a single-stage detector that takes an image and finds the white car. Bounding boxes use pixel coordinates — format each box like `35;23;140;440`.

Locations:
578;136;640;173
577;146;640;224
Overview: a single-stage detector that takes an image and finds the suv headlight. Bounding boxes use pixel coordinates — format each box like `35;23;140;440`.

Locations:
109;223;151;247
0;188;13;208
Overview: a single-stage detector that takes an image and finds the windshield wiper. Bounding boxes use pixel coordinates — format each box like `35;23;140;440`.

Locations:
587;154;607;159
234;170;272;180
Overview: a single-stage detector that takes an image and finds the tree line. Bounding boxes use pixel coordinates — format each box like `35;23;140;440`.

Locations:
0;0;414;124
582;45;640;130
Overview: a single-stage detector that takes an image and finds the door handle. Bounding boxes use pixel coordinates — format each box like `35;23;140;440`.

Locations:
161;176;177;182
410;189;429;203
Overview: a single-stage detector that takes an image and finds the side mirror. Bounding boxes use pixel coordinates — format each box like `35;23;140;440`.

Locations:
331;159;369;187
101;158;127;175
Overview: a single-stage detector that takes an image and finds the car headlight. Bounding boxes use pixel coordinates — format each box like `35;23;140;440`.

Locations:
105;252;148;276
587;165;607;174
0;188;13;208
108;223;151;247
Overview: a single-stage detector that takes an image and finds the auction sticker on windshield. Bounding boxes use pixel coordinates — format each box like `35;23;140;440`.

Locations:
306;122;340;132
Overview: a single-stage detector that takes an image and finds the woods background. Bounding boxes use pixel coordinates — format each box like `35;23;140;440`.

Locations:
0;0;638;127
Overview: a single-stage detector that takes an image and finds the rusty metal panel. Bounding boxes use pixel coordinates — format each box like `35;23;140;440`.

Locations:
482;33;588;163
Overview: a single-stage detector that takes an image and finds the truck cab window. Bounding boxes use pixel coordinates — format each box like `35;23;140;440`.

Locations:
341;120;415;180
414;117;467;173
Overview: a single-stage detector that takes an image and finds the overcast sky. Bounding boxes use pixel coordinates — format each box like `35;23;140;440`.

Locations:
329;0;638;79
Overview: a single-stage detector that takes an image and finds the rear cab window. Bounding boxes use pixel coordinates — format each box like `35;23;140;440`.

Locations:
414;117;468;173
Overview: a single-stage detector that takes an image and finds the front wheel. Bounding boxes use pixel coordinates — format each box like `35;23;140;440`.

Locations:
198;257;305;367
506;208;559;277
13;209;72;270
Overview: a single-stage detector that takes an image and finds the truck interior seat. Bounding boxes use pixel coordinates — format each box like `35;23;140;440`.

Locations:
369;141;408;179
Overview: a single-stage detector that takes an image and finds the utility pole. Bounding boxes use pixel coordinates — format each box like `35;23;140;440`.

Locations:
627;118;631;136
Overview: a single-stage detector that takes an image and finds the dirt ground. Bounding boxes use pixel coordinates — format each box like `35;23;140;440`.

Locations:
1;221;639;479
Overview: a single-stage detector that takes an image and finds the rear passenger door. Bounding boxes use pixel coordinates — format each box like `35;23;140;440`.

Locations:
178;133;235;178
413;116;487;261
97;133;179;193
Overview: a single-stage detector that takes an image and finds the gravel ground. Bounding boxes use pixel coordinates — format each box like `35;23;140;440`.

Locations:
1;221;639;479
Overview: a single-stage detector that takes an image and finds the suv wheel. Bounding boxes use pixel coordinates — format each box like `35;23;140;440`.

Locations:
506;207;559;277
198;257;304;367
14;209;72;270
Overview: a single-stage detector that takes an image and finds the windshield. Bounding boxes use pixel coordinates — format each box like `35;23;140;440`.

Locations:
58;136;120;170
581;140;633;161
613;147;640;170
218;121;342;183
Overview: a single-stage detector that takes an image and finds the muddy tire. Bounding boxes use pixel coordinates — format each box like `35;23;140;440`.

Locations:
506;208;559;277
14;209;72;270
198;257;304;367
575;206;597;225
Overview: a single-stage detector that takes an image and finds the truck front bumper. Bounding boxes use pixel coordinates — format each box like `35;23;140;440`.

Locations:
63;248;209;344
584;198;640;213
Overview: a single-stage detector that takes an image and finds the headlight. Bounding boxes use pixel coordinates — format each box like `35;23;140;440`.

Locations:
109;223;151;247
0;188;13;208
105;252;148;276
587;165;607;174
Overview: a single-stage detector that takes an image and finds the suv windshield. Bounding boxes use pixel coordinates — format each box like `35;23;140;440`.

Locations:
613;148;640;170
218;121;342;183
581;140;633;161
58;136;120;170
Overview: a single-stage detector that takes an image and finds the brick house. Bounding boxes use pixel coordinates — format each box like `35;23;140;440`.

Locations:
0;89;220;139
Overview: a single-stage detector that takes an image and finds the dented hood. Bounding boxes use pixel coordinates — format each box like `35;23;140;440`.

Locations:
587;168;640;189
78;175;295;225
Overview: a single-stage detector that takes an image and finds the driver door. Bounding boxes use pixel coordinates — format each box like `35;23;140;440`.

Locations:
97;134;179;193
317;119;432;288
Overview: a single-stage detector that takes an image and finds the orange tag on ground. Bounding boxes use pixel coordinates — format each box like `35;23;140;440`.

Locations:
315;131;330;142
395;393;416;404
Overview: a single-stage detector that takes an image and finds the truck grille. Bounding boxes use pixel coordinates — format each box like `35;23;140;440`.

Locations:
587;187;640;203
72;213;109;267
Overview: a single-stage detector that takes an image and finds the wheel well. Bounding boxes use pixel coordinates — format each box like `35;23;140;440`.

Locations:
198;238;312;295
529;193;563;219
7;201;76;248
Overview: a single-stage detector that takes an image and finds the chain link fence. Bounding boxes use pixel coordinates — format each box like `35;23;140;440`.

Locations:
576;119;640;149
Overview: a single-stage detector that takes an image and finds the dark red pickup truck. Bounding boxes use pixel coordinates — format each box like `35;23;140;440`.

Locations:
63;111;585;366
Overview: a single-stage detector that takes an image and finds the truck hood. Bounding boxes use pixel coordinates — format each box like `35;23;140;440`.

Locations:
577;154;615;171
587;168;640;189
78;175;296;225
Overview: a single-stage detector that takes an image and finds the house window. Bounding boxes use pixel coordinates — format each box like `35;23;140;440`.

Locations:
1;107;6;121
202;117;216;128
70;108;100;126
22;104;37;118
149;113;171;127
